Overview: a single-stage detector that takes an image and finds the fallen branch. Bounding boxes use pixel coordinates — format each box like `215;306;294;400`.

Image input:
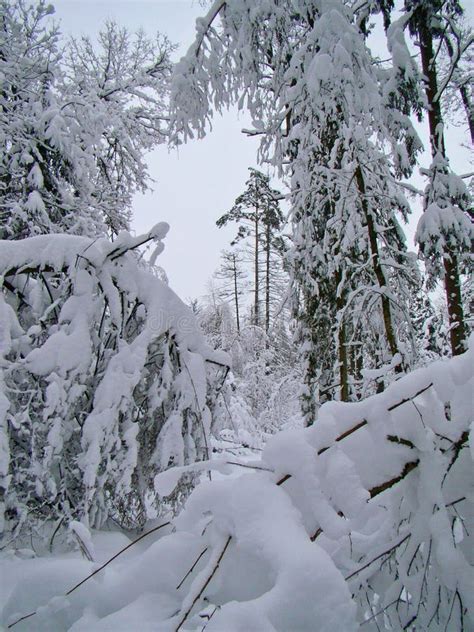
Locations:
387;384;433;412
176;547;209;590
316;383;433;457
226;461;273;472
387;435;416;449
175;535;232;632
7;521;171;629
276;383;433;484
369;461;419;498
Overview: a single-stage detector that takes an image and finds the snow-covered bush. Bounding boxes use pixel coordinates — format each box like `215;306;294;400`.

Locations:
0;225;228;542
4;340;472;630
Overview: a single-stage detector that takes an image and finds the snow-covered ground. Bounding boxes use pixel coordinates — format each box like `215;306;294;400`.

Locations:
2;338;473;631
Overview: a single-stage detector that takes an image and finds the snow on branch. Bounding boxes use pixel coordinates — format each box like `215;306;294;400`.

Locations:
0;228;229;540
6;341;471;630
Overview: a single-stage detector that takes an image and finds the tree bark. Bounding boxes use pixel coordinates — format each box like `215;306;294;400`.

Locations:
335;269;350;401
354;165;402;370
265;220;271;333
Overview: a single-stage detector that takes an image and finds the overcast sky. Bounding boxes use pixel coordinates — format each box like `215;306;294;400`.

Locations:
50;1;472;301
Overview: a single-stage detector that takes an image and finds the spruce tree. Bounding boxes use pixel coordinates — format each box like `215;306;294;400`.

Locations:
405;0;472;355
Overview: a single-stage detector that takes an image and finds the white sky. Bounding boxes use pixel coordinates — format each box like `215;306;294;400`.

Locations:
50;0;472;301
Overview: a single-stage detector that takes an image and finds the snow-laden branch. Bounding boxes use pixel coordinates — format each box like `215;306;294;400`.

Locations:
2;342;473;630
0;229;230;541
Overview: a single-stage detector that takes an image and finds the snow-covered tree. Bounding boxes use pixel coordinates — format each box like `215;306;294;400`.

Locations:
0;0;103;239
62;21;173;235
404;0;473;356
0;1;173;240
440;19;474;145
0;226;228;540
5;342;471;631
171;1;425;421
213;249;248;334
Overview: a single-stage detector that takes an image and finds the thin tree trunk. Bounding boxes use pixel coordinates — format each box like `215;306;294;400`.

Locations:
349;342;363;399
335;269;349;401
354;165;402;371
232;254;240;334
265;221;271;333
337;321;350;401
459;82;474;145
254;204;259;326
418;16;467;356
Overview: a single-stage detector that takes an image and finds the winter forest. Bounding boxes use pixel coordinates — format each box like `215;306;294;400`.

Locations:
0;0;473;630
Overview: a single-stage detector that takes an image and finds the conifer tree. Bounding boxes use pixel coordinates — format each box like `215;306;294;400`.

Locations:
404;0;473;356
216;168;284;332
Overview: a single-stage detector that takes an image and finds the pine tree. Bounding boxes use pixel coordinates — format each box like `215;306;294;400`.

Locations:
216;168;284;331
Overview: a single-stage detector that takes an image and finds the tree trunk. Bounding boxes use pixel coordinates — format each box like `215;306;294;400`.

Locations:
349;342;363;399
337;319;350;401
418;16;467;356
254;205;259;326
265;221;271;333
232;254;240;334
459;82;474;145
443;36;473;146
354;165;402;371
335;268;349;401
